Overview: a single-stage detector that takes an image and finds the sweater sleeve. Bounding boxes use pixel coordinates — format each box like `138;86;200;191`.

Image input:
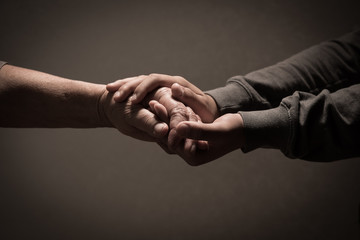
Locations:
206;30;360;114
240;84;360;161
206;31;360;161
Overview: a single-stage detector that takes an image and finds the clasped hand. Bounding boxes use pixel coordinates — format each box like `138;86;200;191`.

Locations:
105;74;245;165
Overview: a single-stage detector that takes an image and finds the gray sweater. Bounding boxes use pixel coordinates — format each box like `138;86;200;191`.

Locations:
207;31;360;161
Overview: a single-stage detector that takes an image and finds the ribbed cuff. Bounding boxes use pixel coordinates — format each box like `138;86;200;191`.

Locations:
239;104;291;153
0;61;7;70
205;80;253;114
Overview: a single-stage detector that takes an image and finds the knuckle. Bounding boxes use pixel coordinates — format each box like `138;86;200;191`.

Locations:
186;106;195;117
123;102;135;120
149;73;159;78
174;75;185;81
158;86;171;94
121;84;129;92
170;106;187;119
156;87;172;101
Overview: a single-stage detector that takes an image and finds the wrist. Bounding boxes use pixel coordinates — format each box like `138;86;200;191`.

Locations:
205;94;220;122
97;87;113;128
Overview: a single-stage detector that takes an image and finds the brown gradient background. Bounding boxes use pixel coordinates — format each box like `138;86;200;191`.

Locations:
1;0;360;239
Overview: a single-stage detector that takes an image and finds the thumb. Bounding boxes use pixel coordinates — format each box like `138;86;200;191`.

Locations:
176;121;222;141
171;83;203;112
149;100;169;123
171;83;215;123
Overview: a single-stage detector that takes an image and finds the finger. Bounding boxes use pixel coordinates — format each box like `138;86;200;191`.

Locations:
171;83;210;119
114;76;147;102
176;139;229;166
180;147;222;166
149;100;169;123
129;105;169;138
106;76;139;92
167;128;181;152
197;140;209;151
168;106;198;153
183;138;197;155
176;121;222;141
171;83;203;108
130;74;177;104
185;107;200;154
174;141;208;166
130;74;204;104
165;140;204;158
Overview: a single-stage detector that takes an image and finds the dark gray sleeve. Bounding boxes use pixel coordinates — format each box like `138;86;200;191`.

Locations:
207;31;360;161
240;84;360;161
0;61;7;70
206;30;360;114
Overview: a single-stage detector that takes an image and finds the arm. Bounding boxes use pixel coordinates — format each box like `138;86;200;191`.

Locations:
207;30;360;114
179;31;360;161
0;63;206;162
0;63;168;141
172;84;360;162
0;63;107;127
239;84;360;161
107;31;360;119
208;30;360;160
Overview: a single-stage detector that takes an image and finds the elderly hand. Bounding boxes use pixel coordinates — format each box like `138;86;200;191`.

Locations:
99;90;169;142
101;86;207;162
140;87;208;159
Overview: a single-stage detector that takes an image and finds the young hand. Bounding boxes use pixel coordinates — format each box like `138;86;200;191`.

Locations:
174;113;245;165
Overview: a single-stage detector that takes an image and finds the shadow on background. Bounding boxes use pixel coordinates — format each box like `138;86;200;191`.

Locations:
0;0;360;239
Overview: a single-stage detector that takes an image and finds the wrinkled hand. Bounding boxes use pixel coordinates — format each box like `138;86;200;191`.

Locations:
101;86;207;163
106;74;219;123
99;90;169;142
141;87;208;161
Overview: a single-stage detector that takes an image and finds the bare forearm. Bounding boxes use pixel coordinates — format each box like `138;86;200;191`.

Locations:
0;64;110;128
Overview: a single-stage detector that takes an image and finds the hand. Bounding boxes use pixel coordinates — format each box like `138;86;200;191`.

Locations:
106;74;219;123
141;87;206;154
99;90;169;141
101;85;208;163
174;113;245;165
147;99;210;165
